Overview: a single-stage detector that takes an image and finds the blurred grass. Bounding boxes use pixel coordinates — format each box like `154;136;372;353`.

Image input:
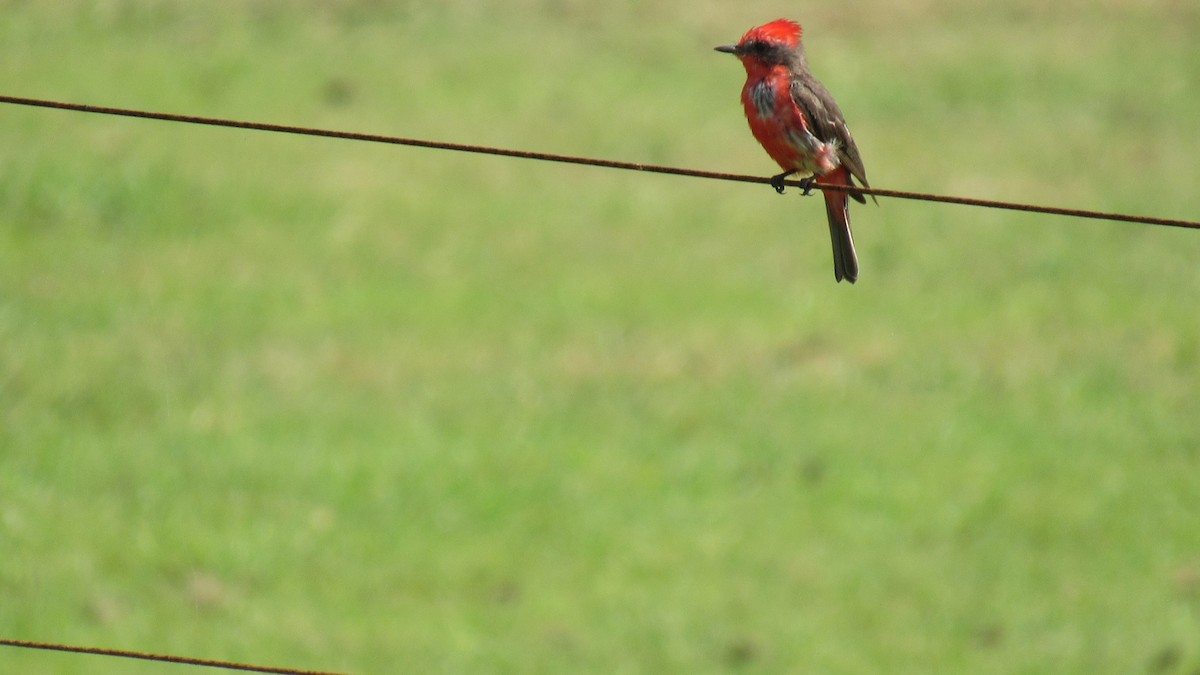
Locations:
2;1;1199;673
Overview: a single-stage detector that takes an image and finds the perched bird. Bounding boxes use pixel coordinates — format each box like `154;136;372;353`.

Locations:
716;19;872;283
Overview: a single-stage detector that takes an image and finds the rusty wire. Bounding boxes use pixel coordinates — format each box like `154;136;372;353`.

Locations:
0;638;350;675
1;94;1196;230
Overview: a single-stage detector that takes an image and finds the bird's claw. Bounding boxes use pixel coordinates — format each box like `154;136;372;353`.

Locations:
770;172;817;196
769;171;794;194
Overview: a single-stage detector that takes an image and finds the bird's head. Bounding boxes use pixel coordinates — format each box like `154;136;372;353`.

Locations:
715;19;804;70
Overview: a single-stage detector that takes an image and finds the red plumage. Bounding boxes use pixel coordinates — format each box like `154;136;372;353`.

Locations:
741;19;803;48
716;19;871;283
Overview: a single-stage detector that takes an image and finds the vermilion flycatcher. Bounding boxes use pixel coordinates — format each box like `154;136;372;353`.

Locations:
717;19;872;283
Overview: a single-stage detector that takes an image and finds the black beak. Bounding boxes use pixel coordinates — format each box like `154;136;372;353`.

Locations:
714;45;738;54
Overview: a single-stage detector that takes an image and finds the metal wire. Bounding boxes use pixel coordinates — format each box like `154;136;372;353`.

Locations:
1;94;1195;230
0;638;351;675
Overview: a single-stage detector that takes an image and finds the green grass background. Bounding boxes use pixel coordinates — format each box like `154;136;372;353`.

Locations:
2;1;1199;672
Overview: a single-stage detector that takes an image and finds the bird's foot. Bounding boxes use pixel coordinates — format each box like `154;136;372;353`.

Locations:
769;171;795;194
797;176;817;196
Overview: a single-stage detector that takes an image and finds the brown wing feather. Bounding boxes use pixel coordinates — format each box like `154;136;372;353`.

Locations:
790;76;871;204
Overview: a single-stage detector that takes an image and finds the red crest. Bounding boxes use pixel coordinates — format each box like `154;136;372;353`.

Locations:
740;19;803;48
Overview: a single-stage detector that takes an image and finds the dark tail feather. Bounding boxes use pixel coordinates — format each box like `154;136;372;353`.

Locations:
848;183;868;205
823;188;859;283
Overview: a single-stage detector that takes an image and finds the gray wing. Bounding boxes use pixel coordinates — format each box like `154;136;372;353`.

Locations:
791;75;871;198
